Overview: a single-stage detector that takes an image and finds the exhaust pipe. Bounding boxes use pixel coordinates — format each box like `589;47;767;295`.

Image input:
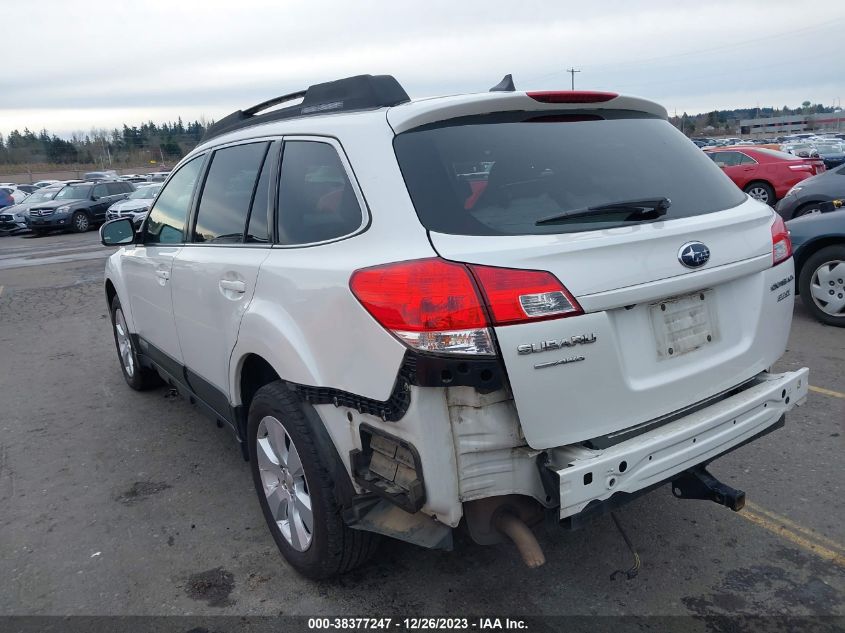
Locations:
672;466;746;511
493;511;546;568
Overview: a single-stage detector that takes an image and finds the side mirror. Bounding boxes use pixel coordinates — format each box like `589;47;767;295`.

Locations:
100;217;135;246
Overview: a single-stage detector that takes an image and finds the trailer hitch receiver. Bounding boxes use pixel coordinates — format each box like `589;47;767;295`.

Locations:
671;467;746;512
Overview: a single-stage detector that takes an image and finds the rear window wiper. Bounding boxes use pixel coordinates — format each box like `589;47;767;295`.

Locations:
535;197;672;225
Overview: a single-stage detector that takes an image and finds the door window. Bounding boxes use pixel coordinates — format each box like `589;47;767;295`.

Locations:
144;156;204;244
277;141;363;245
193;142;269;244
93;183;108;199
737;153;757;165
245;144;275;244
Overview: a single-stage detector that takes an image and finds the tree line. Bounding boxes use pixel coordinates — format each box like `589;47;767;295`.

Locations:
0;118;209;167
669;101;841;137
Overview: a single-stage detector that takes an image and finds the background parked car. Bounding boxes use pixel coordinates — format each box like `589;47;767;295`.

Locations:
0;188;17;209
0;185;31;204
776;162;845;219
704;147;825;205
787;201;845;327
83;170;119;181
106;183;161;226
812;141;845;170
26;181;134;234
33;179;60;188
0;184;64;234
781;142;820;158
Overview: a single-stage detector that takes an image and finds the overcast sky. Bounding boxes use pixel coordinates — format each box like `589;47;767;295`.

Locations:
3;0;844;137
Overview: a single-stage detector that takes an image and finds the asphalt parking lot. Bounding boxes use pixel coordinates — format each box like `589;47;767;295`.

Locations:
0;231;843;622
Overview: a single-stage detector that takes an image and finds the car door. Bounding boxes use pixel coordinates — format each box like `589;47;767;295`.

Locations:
90;183;113;220
121;155;206;375
169;140;277;416
733;151;759;188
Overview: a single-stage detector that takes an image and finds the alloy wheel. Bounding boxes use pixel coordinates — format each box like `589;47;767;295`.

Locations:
747;187;770;204
114;308;135;377
256;415;314;551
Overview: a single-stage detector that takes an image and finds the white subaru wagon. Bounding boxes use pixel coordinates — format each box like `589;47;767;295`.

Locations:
101;74;809;578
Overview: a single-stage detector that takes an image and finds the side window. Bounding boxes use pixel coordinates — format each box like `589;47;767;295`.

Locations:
193;142;268;243
246;145;274;244
277;141;363;246
93;184;108;199
737;153;757;165
106;182;123;195
144;156;204;245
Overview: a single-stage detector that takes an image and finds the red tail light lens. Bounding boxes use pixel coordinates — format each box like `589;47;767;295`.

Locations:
469;265;582;326
771;214;792;266
350;259;583;355
526;90;618;104
350;258;494;355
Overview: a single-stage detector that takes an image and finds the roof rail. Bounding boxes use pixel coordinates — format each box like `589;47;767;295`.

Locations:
202;74;410;142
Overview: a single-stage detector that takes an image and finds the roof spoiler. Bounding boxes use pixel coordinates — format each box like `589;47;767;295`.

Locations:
202;74;410;142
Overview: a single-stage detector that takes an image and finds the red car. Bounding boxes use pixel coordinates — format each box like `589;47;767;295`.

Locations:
704;147;825;206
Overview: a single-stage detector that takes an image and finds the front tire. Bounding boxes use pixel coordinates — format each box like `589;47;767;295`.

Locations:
109;296;162;389
744;182;776;206
247;381;379;579
799;245;845;327
71;211;90;232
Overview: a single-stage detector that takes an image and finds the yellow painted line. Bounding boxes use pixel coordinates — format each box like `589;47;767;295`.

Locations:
738;506;845;568
0;285;3;297
745;501;845;553
809;385;845;399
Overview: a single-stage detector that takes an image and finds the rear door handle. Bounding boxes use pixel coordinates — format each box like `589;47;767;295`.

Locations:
219;279;246;293
156;270;170;280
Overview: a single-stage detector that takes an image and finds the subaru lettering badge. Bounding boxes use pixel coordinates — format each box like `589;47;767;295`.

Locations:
678;242;710;268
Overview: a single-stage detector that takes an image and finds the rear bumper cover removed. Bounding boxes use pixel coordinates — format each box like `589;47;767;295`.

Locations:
546;368;809;520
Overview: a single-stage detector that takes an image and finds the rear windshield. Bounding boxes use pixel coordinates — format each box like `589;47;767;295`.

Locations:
755;148;806;161
393;110;747;235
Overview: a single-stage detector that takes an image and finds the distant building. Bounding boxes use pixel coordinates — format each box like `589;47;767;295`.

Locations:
740;112;845;137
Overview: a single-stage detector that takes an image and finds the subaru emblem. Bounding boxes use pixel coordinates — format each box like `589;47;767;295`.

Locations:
678;242;710;268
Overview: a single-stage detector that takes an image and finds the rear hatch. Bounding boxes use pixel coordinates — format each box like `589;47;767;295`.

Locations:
393;102;792;449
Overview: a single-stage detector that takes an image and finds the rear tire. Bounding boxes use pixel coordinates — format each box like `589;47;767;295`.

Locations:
798;245;845;327
793;202;823;218
744;181;776;206
109;296;162;389
71;211;90;232
247;381;379;579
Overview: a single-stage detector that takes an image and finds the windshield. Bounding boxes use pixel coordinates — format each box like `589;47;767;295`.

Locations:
394;110;746;236
27;189;60;203
756;148;807;161
128;185;161;199
54;185;92;200
815;143;843;152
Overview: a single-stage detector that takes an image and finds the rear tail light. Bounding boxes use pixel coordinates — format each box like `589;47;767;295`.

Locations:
526;90;618;104
788;164;813;172
771;214;792;266
468;264;582;325
350;258;582;356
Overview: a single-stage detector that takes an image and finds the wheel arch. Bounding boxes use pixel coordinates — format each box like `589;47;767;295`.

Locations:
793;199;830;219
105;278;117;309
744;179;774;192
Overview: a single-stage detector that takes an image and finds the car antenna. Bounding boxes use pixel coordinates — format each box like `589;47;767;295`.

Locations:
489;74;516;92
